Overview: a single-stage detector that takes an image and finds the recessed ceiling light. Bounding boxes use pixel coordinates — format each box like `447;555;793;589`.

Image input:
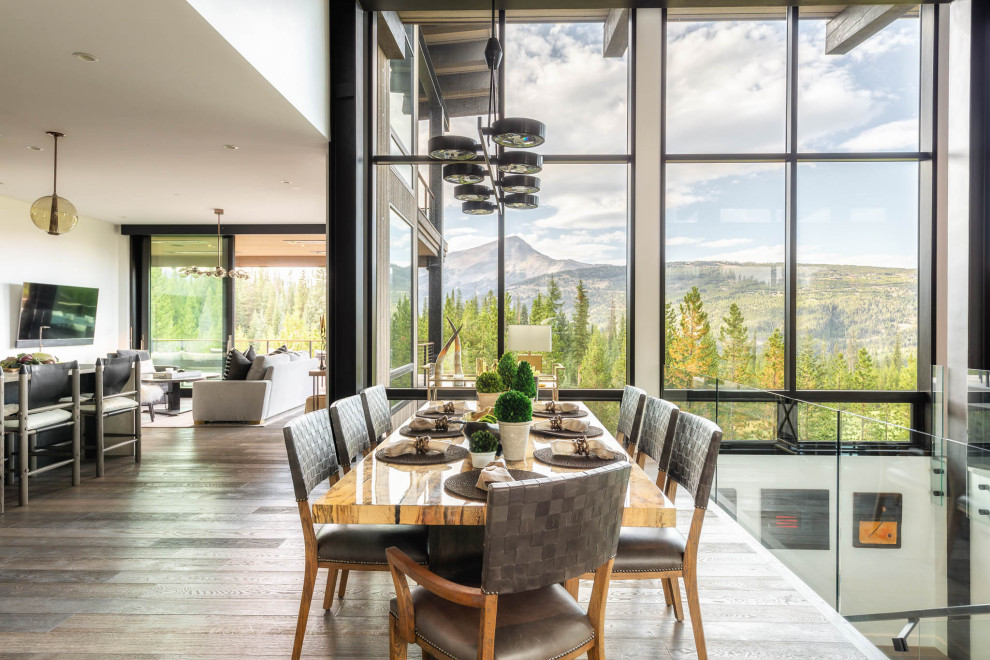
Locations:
291;186;301;190
312;250;326;255
281;180;292;185
73;52;98;62
223;144;238;150
285;239;325;245
27;145;43;151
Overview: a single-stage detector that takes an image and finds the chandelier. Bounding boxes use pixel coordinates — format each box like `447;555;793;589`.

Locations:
179;208;249;280
425;2;545;216
30;131;79;235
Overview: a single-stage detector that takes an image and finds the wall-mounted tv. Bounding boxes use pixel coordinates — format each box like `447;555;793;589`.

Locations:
16;282;99;348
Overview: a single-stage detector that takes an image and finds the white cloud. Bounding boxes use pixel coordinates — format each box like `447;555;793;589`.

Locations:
840;119;918;151
702;243;785;263
798;251;916;269
666;236;703;246
701;237;753;249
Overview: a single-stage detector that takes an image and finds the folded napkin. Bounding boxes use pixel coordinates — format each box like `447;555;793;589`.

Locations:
475;461;514;491
550;438;615;460
535;417;589;433
408;416;454;432
426;401;468;414
543;401;579;414
465;406;494;422
382;436;452;457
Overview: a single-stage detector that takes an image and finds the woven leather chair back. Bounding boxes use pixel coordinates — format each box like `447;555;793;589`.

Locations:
360;385;392;443
98;356;134;396
481;462;631;595
666;411;723;508
283;408;340;501
616;385;647;444
21;361;78;409
636;396;679;469
329;394;372;465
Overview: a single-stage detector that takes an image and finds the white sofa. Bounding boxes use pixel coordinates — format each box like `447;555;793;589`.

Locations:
192;353;319;424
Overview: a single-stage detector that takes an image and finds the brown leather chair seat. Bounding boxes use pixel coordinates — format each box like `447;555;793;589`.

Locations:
611;526;686;574
317;524;428;565
389;583;594;660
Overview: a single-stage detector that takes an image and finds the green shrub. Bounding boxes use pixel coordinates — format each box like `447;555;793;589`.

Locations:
496;352;517;390
469;429;499;453
494;390;532;423
512;361;537;398
475;371;504;394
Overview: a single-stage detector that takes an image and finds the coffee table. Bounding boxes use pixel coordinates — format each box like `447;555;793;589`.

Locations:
142;372;219;416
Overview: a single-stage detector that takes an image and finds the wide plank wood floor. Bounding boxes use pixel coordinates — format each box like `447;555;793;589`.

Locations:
0;414;873;659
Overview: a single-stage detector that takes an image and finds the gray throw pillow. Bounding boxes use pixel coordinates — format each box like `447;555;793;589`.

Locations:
224;345;256;380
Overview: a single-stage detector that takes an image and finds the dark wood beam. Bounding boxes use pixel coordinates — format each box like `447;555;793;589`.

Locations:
377;11;406;59
825;5;911;55
603;8;629;58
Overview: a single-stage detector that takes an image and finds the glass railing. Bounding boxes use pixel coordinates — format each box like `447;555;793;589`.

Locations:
663;366;988;658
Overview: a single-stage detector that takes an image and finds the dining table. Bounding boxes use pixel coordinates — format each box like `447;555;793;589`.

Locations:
311;400;676;579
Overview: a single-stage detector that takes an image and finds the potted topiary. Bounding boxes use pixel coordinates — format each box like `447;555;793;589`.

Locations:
475;371;505;409
494;390;533;461
496;352;517;393
469;429;499;468
512;360;538;401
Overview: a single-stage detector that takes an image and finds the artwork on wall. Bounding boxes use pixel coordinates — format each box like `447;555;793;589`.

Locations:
760;488;830;551
852;492;902;549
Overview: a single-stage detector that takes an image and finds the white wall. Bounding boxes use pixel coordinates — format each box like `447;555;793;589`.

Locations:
0;195;129;363
185;0;329;138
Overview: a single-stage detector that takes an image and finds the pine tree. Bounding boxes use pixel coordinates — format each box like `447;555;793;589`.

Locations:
760;328;785;389
664;301;678;368
572;280;590;366
546;276;563;315
719;303;752;384
611;314;628;387
579;327;610;388
668;287;720;383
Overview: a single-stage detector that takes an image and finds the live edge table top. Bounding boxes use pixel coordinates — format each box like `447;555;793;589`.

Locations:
311;402;676;528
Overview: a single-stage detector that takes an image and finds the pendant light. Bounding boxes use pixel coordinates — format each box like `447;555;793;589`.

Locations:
30;132;79;235
425;0;545;215
179;209;249;280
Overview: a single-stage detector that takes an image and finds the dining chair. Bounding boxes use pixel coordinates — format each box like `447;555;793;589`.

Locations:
283;408;428;660
81;356;142;477
329;394;373;469
616;384;647;451
386;461;632;660
593;410;722;660
3;362;82;506
360;385;393;445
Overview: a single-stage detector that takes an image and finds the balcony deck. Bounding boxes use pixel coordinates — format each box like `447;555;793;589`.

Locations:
0;414;879;658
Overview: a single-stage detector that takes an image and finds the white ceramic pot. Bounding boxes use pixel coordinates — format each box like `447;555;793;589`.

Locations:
470;451;497;468
477;391;504;410
498;421;532;462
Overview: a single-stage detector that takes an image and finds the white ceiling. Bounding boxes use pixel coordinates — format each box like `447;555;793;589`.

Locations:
0;0;327;226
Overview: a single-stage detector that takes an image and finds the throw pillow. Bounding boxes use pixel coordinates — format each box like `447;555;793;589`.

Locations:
272;344;289;355
245;352;292;381
224;346;256;381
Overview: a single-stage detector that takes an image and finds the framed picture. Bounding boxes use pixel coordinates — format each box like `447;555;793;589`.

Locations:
852;492;902;549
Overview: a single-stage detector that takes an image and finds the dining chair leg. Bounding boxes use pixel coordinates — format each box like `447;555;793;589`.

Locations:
388;614;408;660
669;576;684;622
134;408;142;463
683;567;706;660
337;569;350;599
96;414;105;477
661;577;674;605
18;430;29;506
292;562;318;660
323;568;338;609
71;419;80;486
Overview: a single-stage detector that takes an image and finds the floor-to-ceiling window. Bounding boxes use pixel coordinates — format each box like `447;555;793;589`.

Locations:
662;7;928;444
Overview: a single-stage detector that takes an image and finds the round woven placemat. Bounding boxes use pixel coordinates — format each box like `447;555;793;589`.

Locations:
398;424;465;438
443;468;544;501
532;410;588;419
375;445;469;466
532;447;625;469
417;410;466;420
530;425;604;439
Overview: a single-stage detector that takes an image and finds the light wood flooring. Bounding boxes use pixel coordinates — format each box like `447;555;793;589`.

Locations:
0;414;876;659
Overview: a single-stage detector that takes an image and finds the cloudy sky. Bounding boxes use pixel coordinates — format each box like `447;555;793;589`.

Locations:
435;16;920;271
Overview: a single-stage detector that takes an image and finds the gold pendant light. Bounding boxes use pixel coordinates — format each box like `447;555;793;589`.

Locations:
30;131;79;235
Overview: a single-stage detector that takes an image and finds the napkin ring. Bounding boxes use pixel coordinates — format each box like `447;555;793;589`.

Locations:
573;437;590;456
544;401;557;413
414;436;433;454
434;415;450;432
442;402;456;414
549;415;564;431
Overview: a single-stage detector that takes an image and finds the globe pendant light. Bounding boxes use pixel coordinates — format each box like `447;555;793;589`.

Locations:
504;193;539;210
462;201;496;215
427;135;478;160
499;175;540;194
496;151;543;175
490;117;546;148
443;163;485;184
179;209;250;280
454;184;492;201
30;132;79;235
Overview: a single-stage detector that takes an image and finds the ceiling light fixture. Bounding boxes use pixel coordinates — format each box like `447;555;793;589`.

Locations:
27;145;42;151
427;0;545;216
72;52;98;62
179;209;249;279
284;239;326;245
223;144;239;150
30;131;78;236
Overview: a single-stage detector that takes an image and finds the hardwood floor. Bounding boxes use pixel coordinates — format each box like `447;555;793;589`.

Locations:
0;415;874;659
